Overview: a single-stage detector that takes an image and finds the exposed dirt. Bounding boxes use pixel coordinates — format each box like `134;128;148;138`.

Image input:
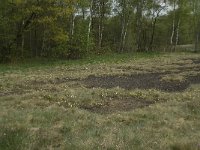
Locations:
0;91;24;97
80;96;155;114
27;58;200;94
83;73;191;92
81;72;200;113
187;75;200;84
80;58;200;93
192;58;200;64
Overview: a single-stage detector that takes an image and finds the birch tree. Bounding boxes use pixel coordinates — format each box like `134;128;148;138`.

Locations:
118;0;131;52
135;0;144;51
148;0;167;51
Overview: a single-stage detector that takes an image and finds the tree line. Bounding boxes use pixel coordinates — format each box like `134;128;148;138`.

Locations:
0;0;200;62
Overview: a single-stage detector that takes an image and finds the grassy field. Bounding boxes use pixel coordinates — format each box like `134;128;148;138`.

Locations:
1;52;200;150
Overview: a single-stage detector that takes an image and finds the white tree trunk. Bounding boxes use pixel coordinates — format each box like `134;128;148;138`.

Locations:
120;0;129;53
170;19;175;45
87;0;93;51
98;1;104;49
175;19;180;51
71;14;75;37
170;0;176;51
121;17;130;52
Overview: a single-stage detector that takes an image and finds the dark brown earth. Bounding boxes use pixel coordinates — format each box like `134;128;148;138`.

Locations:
191;58;200;64
82;58;200;92
187;75;200;84
81;61;199;113
81;71;200;113
80;96;155;114
83;73;200;92
0;90;24;97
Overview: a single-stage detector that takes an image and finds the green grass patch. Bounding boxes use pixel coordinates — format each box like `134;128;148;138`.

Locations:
0;51;161;73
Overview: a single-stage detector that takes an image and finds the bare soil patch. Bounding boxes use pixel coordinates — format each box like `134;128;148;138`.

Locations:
80;96;154;114
0;88;28;97
83;73;190;92
187;75;200;84
80;73;200;113
192;58;200;64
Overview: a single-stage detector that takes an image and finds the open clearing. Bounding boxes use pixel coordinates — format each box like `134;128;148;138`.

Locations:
1;53;200;149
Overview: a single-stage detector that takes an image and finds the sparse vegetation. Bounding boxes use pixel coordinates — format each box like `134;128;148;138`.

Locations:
1;52;200;149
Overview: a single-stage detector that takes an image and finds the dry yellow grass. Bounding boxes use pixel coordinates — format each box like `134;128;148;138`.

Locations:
0;52;200;150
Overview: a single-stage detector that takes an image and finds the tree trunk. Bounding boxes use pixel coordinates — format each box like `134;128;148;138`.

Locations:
174;19;180;51
195;33;199;52
136;0;143;51
120;16;130;53
87;0;93;51
70;13;75;38
122;18;130;52
21;20;25;58
82;8;85;19
29;30;32;57
98;0;105;49
170;0;176;52
149;18;157;51
148;7;163;51
119;0;130;53
195;21;200;52
98;3;102;49
170;18;175;50
34;28;37;57
42;29;46;55
120;15;125;52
